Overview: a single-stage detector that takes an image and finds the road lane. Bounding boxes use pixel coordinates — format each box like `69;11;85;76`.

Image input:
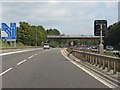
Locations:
2;48;109;88
2;48;45;71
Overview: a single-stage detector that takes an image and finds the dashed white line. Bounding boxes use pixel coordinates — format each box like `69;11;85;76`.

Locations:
34;53;38;56
0;49;49;76
0;68;12;76
28;55;34;59
38;51;43;54
17;59;27;66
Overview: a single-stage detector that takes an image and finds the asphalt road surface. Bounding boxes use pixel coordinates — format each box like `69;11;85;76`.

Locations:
1;48;109;88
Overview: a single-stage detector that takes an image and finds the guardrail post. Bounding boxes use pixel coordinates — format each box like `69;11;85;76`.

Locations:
85;54;87;62
88;55;90;63
98;58;101;68
92;56;94;65
74;52;76;56
107;61;110;72
102;59;105;70
86;55;88;62
113;62;117;74
91;56;92;64
95;57;98;66
80;53;82;60
88;55;90;62
90;56;92;64
93;56;95;65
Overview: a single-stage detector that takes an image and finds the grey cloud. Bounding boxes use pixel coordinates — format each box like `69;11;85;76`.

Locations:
1;1;118;35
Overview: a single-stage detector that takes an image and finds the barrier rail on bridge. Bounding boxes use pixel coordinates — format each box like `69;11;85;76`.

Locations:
47;35;104;39
68;49;120;74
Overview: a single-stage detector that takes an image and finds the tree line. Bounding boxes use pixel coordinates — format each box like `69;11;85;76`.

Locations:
17;22;60;46
104;21;120;50
0;21;120;49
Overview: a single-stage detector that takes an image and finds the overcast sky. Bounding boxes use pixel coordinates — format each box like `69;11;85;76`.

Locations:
0;0;119;35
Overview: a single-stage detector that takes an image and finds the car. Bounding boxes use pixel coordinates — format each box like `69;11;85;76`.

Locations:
92;45;98;49
85;46;92;50
43;43;50;49
106;45;113;51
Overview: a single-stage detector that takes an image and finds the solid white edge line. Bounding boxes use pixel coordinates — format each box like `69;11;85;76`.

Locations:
0;48;42;56
17;59;27;66
0;68;12;76
61;49;116;88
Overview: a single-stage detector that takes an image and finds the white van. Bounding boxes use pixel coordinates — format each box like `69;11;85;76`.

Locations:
43;43;50;49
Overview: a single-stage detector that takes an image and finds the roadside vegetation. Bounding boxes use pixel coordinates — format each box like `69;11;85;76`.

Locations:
0;21;119;50
0;39;25;48
0;39;10;48
104;21;120;50
17;22;61;47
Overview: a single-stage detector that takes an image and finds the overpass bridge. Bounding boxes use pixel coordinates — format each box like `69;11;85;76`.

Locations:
47;35;104;39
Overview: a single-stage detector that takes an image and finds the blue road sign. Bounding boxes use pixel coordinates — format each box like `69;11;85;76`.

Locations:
1;23;16;41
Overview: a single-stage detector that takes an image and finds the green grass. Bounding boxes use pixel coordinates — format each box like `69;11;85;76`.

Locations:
0;39;26;48
16;41;25;47
0;39;10;48
104;51;116;57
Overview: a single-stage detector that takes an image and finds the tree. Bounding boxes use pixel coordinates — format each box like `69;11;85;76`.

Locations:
17;21;47;46
104;21;120;50
46;28;60;35
46;28;61;47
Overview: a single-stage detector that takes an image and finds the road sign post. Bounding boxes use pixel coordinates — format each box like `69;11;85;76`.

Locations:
94;20;107;36
94;20;107;55
99;24;104;55
1;23;17;47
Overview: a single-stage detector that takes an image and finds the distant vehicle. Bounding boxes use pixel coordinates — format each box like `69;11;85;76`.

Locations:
92;46;98;49
106;45;113;51
80;45;92;50
85;46;92;50
43;43;50;49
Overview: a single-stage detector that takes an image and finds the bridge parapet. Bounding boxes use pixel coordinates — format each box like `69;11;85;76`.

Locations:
68;49;120;74
47;35;104;39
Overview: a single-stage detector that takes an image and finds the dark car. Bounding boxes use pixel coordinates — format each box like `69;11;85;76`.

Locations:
106;45;113;51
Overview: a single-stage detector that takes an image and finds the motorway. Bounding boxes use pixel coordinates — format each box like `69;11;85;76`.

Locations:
1;48;110;88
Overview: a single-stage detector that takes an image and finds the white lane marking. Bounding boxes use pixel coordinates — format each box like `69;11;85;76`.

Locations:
34;53;38;56
17;59;27;66
61;50;117;88
28;55;34;59
0;48;42;56
38;52;41;53
0;68;12;76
